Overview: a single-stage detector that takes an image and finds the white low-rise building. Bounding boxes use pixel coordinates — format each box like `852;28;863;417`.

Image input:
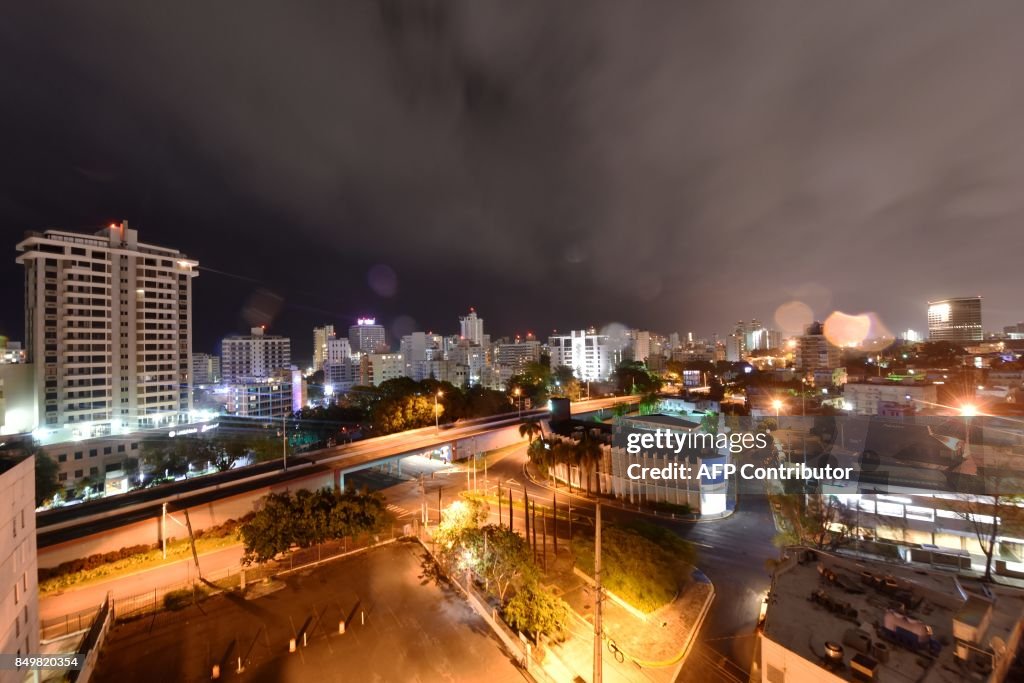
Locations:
843;378;938;416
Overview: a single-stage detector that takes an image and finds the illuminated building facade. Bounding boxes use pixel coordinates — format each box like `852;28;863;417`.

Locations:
928;297;983;343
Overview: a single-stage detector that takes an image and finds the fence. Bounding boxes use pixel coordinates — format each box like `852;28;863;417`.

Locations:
67;596;111;683
41;604;103;642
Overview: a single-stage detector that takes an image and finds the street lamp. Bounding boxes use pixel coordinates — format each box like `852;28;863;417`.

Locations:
513;387;522;419
772;399;783;420
435;390;443;432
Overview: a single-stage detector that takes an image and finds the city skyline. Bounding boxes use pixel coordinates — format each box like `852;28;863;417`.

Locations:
4;4;1024;353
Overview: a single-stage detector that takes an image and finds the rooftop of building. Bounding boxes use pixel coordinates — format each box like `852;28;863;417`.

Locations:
763;547;1024;683
619;413;702;430
0;451;31;476
846;375;936;386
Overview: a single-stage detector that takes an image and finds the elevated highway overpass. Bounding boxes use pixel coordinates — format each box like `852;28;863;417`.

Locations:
36;395;638;565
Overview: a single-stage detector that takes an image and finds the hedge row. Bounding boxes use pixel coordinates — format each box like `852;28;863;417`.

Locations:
38;514;251;582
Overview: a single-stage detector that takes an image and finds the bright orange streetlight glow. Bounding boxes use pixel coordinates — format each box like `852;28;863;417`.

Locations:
959;403;978;417
772;399;783;411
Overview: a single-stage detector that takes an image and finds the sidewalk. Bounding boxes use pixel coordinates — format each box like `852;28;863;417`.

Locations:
555;565;715;682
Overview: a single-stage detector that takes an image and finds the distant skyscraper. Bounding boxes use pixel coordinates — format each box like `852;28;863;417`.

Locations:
16;221;197;433
348;317;387;353
221;327;291;383
459;308;484;345
312;325;335;371
927;297;983;343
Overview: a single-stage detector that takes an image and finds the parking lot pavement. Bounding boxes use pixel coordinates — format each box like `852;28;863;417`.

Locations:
92;540;527;682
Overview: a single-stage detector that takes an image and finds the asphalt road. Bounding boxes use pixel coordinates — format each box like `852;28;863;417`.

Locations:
91;541;527;683
39;545;246;624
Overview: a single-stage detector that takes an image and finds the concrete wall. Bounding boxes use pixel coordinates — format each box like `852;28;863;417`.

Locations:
449;425;522;461
38;469;335;569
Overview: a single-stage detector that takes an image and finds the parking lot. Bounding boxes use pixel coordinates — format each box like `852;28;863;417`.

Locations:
92;540;526;682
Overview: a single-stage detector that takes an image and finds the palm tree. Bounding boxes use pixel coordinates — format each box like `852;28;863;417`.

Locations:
575;435;603;496
519;420;542;444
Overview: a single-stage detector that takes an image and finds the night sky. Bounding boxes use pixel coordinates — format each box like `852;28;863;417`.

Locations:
3;2;1024;364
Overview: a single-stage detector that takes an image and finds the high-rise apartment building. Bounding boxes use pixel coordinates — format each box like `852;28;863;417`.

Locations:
312;325;335;371
928;297;983;343
220;327;291;383
548;330;615;381
16;222;197;434
348;318;387;354
496;338;541;373
191;353;221;385
400;332;443;380
629;330;652;362
795;321;841;371
459;308;484;345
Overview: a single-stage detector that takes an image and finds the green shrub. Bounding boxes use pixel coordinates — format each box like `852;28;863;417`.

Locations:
573;522;696;613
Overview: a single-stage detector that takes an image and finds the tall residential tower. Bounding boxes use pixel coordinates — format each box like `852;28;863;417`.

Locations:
16;222;197;435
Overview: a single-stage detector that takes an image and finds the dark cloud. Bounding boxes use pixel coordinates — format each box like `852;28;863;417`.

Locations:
2;2;1024;360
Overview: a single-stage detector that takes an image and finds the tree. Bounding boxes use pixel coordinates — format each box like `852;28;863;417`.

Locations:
435;495;489;559
519;420;543;444
574;435;603;496
475;525;536;602
550;365;580;399
33;448;61;506
503;583;569;643
239;488;387;565
527;438;554;475
613;360;662;396
771;493;857;551
700;411;720;437
371;394;435;433
240;492;296;565
953;476;1024;582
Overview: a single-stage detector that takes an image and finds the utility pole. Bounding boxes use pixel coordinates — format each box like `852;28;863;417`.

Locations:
509;488;514;532
552;490;558;555
161;502;167;559
498;482;503;526
593;502;603;683
524;490;529;546
420;474;426;524
531;502;538;559
282;409;287;472
541;508;547;570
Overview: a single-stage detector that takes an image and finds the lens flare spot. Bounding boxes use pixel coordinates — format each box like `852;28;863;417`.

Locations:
367;264;398;298
774;301;814;336
823;311;872;348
